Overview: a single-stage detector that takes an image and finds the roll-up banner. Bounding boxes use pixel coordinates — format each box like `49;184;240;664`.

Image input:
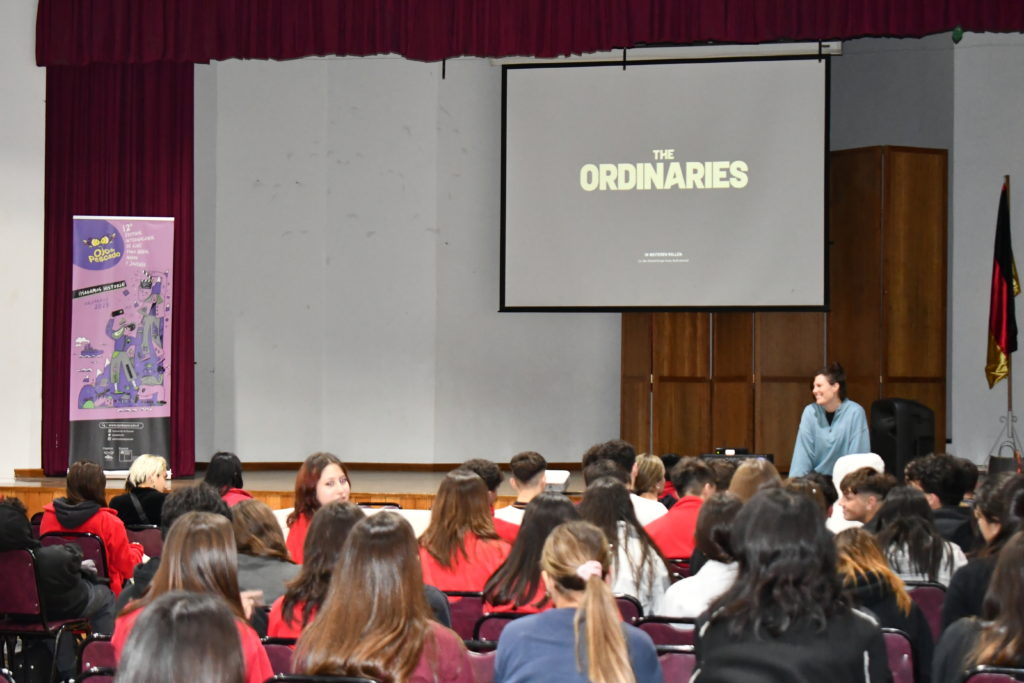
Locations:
69;216;174;473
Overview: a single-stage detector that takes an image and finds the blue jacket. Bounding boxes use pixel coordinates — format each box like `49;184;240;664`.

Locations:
790;399;870;476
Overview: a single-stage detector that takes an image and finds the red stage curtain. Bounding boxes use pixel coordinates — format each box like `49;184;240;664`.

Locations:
41;63;195;476
35;0;1024;67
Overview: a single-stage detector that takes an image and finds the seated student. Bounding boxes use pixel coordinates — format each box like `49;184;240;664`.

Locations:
873;486;967;587
658;493;742;619
418;470;511;592
40;461;144;596
113;511;273;683
659;453;682;507
646;457;716;559
726;458;782;503
0;497;116;678
838;467;897;530
285;452;351;563
232;499;300;604
494;521;662;683
579;477;671;615
294;512;473;682
707;459;739;497
582;439;667;525
835;528;934;683
117;483;233;610
633;453;667;506
108;454;168;526
906;454;979;553
784;478;830;520
934;530;1024;683
459;458;522;542
494;451;548;526
269;502;366;638
484;492;581;613
114;591;246;683
204;451;253;507
804;471;839;518
694;488;889;682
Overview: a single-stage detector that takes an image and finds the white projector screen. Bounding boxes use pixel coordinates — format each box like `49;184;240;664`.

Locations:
501;57;829;311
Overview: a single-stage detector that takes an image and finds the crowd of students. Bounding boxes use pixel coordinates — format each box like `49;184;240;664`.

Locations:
3;443;1024;682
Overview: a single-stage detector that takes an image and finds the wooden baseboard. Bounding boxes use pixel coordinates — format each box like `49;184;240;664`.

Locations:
13;468;45;478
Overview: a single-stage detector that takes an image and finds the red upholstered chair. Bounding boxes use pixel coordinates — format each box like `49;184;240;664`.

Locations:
657;645;696;682
467;650;497;683
667;557;691;578
961;667;1024;682
0;667;14;683
443;591;486;640
30;511;43;539
882;628;915;683
77;667;116;682
262;637;297;675
263;676;383;682
472;613;528;643
39;531;109;579
636;616;697;646
78;634;117;673
126;525;163;558
904;581;946;641
614;594;643;624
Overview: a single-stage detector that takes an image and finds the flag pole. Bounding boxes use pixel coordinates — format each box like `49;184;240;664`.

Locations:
1009;175;1022;472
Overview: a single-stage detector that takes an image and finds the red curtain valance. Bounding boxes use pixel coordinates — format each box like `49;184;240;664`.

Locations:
36;0;1024;67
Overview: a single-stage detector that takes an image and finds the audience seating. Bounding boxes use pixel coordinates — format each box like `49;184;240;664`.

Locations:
472;613;527;642
356;502;402;509
77;666;116;682
262;637;297;675
0;668;13;683
636;616;697;646
265;675;382;683
78;634;116;673
881;628;914;683
463;639;497;653
39;531;109;579
656;645;696;681
30;512;43;539
961;666;1024;682
125;525;163;558
467;650;496;683
667;558;691;578
442;591;485;640
904;581;946;641
614;594;643;624
0;548;92;683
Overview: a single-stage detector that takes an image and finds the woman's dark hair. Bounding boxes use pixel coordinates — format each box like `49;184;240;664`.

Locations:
578;477;669;589
287;452;351;527
204;452;243;495
483;493;581;609
707;487;847;638
231;499;291;563
969;531;1024;668
695;493;743;563
66;461;107;507
281;502;366;628
115;591;245;683
975;473;1024;558
873;486;955;582
815;361;847;400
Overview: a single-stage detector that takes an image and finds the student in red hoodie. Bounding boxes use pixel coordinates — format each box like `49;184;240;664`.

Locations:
645;457;717;560
285;452;351;563
204;451;254;507
40;461;144;596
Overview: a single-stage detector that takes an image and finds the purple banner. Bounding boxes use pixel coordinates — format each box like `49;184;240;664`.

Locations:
69;216;174;470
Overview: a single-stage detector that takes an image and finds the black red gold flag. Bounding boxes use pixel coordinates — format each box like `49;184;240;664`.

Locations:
987;180;1019;388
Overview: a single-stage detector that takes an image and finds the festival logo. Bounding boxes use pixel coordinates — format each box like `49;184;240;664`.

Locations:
73;218;125;270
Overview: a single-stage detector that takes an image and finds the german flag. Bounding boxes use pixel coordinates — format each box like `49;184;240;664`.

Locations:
987;179;1019;388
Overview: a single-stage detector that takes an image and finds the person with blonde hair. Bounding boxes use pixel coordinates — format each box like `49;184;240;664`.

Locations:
494;520;661;683
727;458;782;503
632;453;666;502
110;454;169;526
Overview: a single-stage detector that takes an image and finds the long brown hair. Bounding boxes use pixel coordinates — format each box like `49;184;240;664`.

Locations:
969;531;1024;668
67;461;108;507
543;521;635;683
294;511;444;681
122;511;245;620
232;499;292;562
419;470;499;568
834;528;912;615
287;452;350;527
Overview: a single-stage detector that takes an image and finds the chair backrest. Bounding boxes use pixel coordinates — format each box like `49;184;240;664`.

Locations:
962;666;1024;682
657;645;696;682
473;613;527;642
265;676;382;683
79;635;117;672
636;617;697;646
905;581;946;641
0;549;43;617
614;594;643;624
468;650;496;683
443;591;485;640
667;558;691;578
357;502;402;509
882;628;914;683
0;667;14;683
262;637;297;675
77;667;117;682
30;511;43;539
126;524;163;557
39;531;108;578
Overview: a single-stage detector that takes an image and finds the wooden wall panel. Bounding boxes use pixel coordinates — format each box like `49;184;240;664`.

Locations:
712;381;754;450
621;313;652;452
653;380;710;456
755;382;809;472
654;313;709;378
756;313;825;377
713;313;753;377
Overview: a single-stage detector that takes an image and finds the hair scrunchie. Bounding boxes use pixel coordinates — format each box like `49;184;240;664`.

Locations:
575;560;603;581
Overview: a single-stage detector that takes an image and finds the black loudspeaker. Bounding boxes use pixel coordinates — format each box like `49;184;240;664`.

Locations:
869;398;935;481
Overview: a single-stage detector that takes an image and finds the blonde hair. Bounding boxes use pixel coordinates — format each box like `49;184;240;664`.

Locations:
728;459;782;502
126;454;167;490
632;454;665;497
835;528;912;615
542;521;635;683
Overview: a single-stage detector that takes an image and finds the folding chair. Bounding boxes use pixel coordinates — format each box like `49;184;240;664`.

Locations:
904;581;945;641
614;594;643;624
960;666;1024;682
442;592;485;640
266;675;382;683
0;549;92;683
468;650;496;683
77;667;116;682
356;502;402;510
262;637;297;675
636;616;697;646
125;525;163;558
657;645;696;682
39;532;109;579
472;613;527;642
78;634;116;673
882;628;914;683
30;512;43;539
667;557;691;578
0;668;13;683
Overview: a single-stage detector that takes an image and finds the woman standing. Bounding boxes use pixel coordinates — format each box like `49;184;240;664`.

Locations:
790;363;871;477
285;452;352;563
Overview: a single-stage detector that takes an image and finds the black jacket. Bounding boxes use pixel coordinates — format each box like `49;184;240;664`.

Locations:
109;487;166;527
